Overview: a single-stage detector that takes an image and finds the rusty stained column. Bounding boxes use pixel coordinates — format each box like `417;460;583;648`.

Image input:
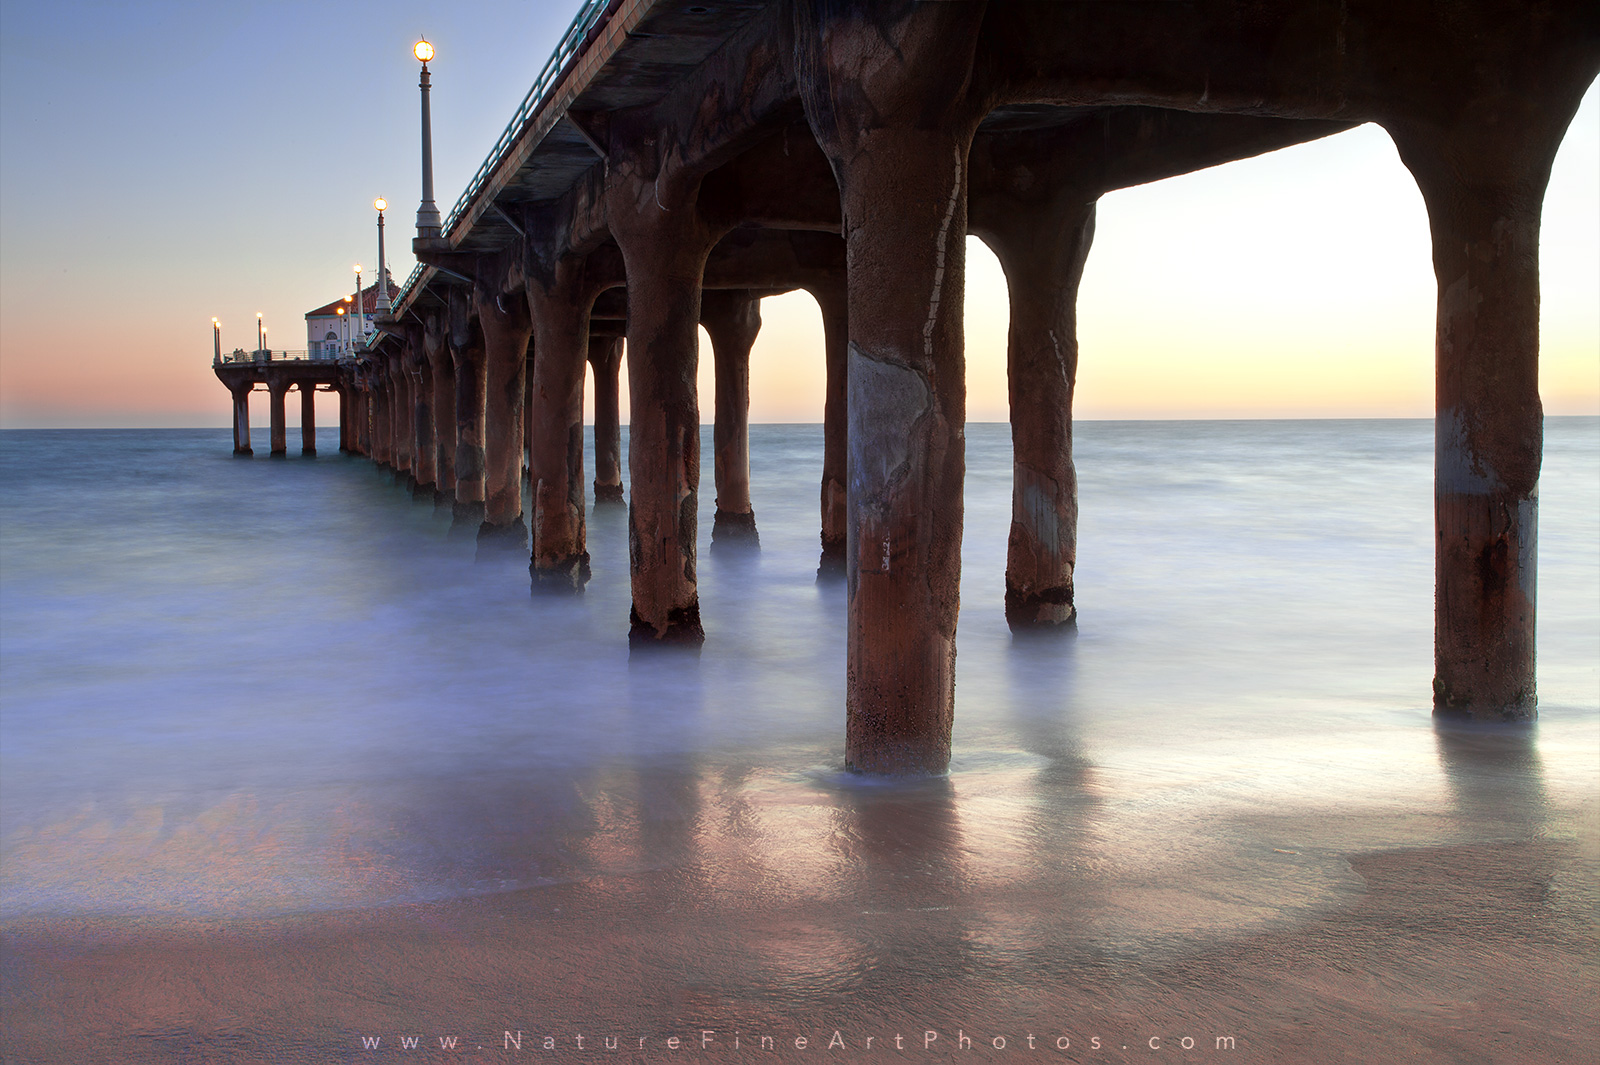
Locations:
356;377;372;458
524;353;536;481
526;257;606;591
448;287;488;527
797;0;986;773
522;356;534;480
300;384;316;455
424;311;457;505
267;377;289;456
475;283;533;538
389;366;407;474
972;193;1096;630
388;350;414;483
701;289;762;547
230;383;254;456
406;338;437;497
353;382;370;458
1387;85;1592;720
810;276;848;576
588;332;625;505
369;366;390;468
606;176;726;644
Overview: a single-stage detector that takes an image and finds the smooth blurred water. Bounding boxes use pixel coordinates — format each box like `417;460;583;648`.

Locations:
1;421;1596;946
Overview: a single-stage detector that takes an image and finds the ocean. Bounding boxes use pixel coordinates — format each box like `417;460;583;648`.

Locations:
1;420;1596;1061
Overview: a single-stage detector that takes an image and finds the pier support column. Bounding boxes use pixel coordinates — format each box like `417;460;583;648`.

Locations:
448;287;488;526
607;177;726;644
389;351;414;482
1389;91;1590;720
407;339;437;495
811;277;848;575
337;384;350;453
424;311;456;505
526;257;604;591
372;367;392;469
268;379;289;456
589;334;625;505
300;384;316;455
702;289;761;547
476;283;533;533
524;355;536;480
972;195;1096;630
357;382;372;458
798;0;985;773
355;385;370;458
229;383;253;455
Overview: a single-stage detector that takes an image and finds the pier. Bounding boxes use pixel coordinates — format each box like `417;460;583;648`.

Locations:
218;0;1600;772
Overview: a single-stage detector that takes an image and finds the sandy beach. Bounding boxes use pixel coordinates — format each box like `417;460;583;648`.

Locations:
4;777;1595;1064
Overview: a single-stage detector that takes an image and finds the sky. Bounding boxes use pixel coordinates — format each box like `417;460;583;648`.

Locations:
0;1;1595;428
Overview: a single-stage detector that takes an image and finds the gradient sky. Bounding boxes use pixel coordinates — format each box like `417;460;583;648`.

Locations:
1;1;1595;428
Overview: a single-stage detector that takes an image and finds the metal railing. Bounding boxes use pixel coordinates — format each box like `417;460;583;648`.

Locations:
394;0;617;310
214;349;330;366
399;262;426;306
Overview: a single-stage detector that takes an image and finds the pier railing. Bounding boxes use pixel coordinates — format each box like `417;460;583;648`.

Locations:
394;0;618;309
214;350;326;366
442;0;614;237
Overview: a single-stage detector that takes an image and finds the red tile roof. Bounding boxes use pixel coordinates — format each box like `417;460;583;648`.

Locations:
305;274;400;318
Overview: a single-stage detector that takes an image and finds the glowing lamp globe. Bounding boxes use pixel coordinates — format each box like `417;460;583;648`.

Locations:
414;40;434;63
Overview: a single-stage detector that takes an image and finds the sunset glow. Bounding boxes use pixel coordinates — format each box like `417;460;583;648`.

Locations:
0;3;1593;428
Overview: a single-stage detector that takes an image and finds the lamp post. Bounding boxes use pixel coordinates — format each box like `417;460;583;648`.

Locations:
353;264;363;345
213;318;221;362
257;312;264;352
337;305;347;355
374;198;391;313
414;39;441;241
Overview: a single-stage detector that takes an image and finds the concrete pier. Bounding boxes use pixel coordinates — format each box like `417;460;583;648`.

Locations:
796;1;987;774
299;385;316;455
588;333;625;506
405;331;438;495
527;256;605;590
268;380;289;457
812;277;848;576
215;0;1598;773
606;171;727;645
424;311;456;504
476;280;532;534
228;383;252;456
701;289;762;548
448;287;488;528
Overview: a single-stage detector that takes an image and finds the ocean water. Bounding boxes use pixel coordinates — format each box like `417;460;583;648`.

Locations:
1;420;1596;953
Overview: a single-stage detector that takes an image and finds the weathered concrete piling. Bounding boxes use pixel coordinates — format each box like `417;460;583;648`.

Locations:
587;333;625;505
527;255;609;590
702;289;763;548
221;0;1597;769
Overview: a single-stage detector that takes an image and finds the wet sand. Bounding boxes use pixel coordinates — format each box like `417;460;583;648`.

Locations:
4;799;1595;1064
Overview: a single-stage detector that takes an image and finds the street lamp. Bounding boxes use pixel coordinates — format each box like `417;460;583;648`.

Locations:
353;264;363;344
257;312;264;352
213;317;221;362
374;197;391;313
414;38;441;241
